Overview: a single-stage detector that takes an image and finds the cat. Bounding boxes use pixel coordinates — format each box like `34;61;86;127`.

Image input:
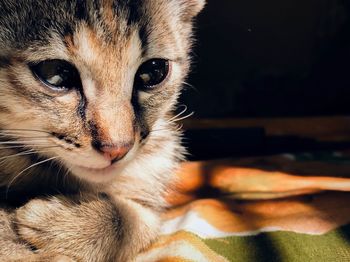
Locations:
0;0;205;261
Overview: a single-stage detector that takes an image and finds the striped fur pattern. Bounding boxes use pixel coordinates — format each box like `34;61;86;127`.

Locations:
0;0;204;261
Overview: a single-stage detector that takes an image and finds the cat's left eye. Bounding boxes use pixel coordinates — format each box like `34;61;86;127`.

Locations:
134;59;170;91
29;60;82;91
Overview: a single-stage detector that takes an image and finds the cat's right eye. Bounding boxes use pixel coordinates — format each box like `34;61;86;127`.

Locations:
29;60;82;91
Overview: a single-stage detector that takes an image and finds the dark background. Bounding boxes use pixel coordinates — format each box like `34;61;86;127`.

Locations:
177;0;350;160
180;0;350;118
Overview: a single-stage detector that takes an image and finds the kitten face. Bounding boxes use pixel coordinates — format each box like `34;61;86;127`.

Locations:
0;0;204;183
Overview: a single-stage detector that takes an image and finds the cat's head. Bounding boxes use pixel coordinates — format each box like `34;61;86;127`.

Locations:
0;0;204;183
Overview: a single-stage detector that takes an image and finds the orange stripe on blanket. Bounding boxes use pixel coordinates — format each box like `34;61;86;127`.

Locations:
167;158;350;203
210;166;350;199
163;192;350;235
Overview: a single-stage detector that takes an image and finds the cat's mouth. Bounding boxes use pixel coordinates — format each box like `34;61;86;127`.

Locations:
63;142;139;183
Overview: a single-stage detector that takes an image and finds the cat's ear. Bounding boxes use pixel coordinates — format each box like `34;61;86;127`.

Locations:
179;0;206;20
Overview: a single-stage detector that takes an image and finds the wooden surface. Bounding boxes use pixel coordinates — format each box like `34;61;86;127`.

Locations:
182;116;350;142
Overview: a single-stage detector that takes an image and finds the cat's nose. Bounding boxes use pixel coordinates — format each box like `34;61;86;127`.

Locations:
95;142;133;163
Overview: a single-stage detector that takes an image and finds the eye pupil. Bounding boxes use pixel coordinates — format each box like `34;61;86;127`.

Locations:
135;59;170;90
29;59;81;91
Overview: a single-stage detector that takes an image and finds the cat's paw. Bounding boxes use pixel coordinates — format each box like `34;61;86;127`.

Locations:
14;196;120;261
49;255;76;262
29;254;76;262
15;195;160;261
15;198;67;247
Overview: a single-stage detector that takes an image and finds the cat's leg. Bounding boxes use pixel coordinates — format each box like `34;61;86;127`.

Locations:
15;194;160;262
0;206;74;262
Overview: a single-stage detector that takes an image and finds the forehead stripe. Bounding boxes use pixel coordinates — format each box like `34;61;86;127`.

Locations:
75;0;88;20
113;0;142;25
138;24;149;55
112;0;148;52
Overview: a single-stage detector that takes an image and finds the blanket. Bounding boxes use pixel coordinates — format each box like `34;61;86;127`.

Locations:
137;151;350;262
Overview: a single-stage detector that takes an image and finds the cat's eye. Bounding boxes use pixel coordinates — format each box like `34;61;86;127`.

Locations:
29;60;82;91
134;59;170;90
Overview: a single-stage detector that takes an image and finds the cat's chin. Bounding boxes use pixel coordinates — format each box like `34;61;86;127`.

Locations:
68;162;128;183
60;140;140;183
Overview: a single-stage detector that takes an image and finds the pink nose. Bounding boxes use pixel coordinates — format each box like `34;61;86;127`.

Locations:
100;143;133;163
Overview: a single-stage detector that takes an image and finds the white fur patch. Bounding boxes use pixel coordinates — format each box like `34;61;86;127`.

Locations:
74;27;96;63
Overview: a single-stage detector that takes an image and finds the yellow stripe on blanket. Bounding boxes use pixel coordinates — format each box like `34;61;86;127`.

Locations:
137;232;228;262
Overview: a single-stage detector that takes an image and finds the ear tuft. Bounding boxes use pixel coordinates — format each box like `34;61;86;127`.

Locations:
180;0;206;20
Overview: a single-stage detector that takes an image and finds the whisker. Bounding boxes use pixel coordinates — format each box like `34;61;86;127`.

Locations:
62;166;72;189
169;105;189;122
55;163;64;181
0;147;59;167
30;146;60;150
150;127;177;133
175;124;184;132
0;149;37;161
149;128;168;133
0;141;51;145
0;128;52;134
0;134;50;139
0;144;59;170
0;145;35;150
169;111;194;123
148;124;184;137
6;156;59;197
0;145;57;150
182;81;198;92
